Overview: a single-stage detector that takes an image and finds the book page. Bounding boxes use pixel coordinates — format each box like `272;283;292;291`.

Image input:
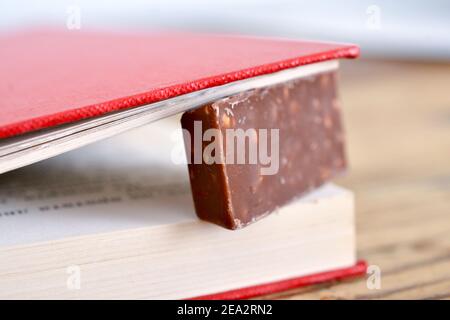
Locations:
0;116;196;246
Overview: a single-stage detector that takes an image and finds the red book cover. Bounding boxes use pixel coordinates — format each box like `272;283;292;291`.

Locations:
189;261;367;300
0;30;358;138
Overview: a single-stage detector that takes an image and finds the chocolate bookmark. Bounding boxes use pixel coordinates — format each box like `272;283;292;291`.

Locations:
181;69;346;229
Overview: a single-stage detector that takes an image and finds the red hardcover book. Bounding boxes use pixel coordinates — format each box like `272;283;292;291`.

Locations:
0;30;358;174
0;30;364;299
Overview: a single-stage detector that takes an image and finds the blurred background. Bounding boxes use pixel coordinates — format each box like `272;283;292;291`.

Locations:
1;0;450;60
1;0;450;299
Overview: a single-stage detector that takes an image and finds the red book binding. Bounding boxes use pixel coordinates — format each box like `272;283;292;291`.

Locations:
190;261;367;300
0;30;358;138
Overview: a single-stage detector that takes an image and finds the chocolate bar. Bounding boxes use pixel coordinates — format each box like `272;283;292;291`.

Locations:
181;71;346;229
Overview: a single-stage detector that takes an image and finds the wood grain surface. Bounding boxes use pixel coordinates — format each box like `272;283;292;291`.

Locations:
259;59;450;300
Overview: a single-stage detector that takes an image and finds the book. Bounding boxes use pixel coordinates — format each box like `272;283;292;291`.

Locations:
0;30;358;174
0;118;359;299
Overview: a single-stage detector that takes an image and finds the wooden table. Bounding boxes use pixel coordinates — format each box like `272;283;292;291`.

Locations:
261;59;450;299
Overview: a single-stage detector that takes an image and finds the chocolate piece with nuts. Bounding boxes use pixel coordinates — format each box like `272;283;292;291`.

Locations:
181;71;346;229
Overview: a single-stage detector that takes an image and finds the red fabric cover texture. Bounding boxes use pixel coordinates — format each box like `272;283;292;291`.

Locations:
189;260;367;300
0;30;359;139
